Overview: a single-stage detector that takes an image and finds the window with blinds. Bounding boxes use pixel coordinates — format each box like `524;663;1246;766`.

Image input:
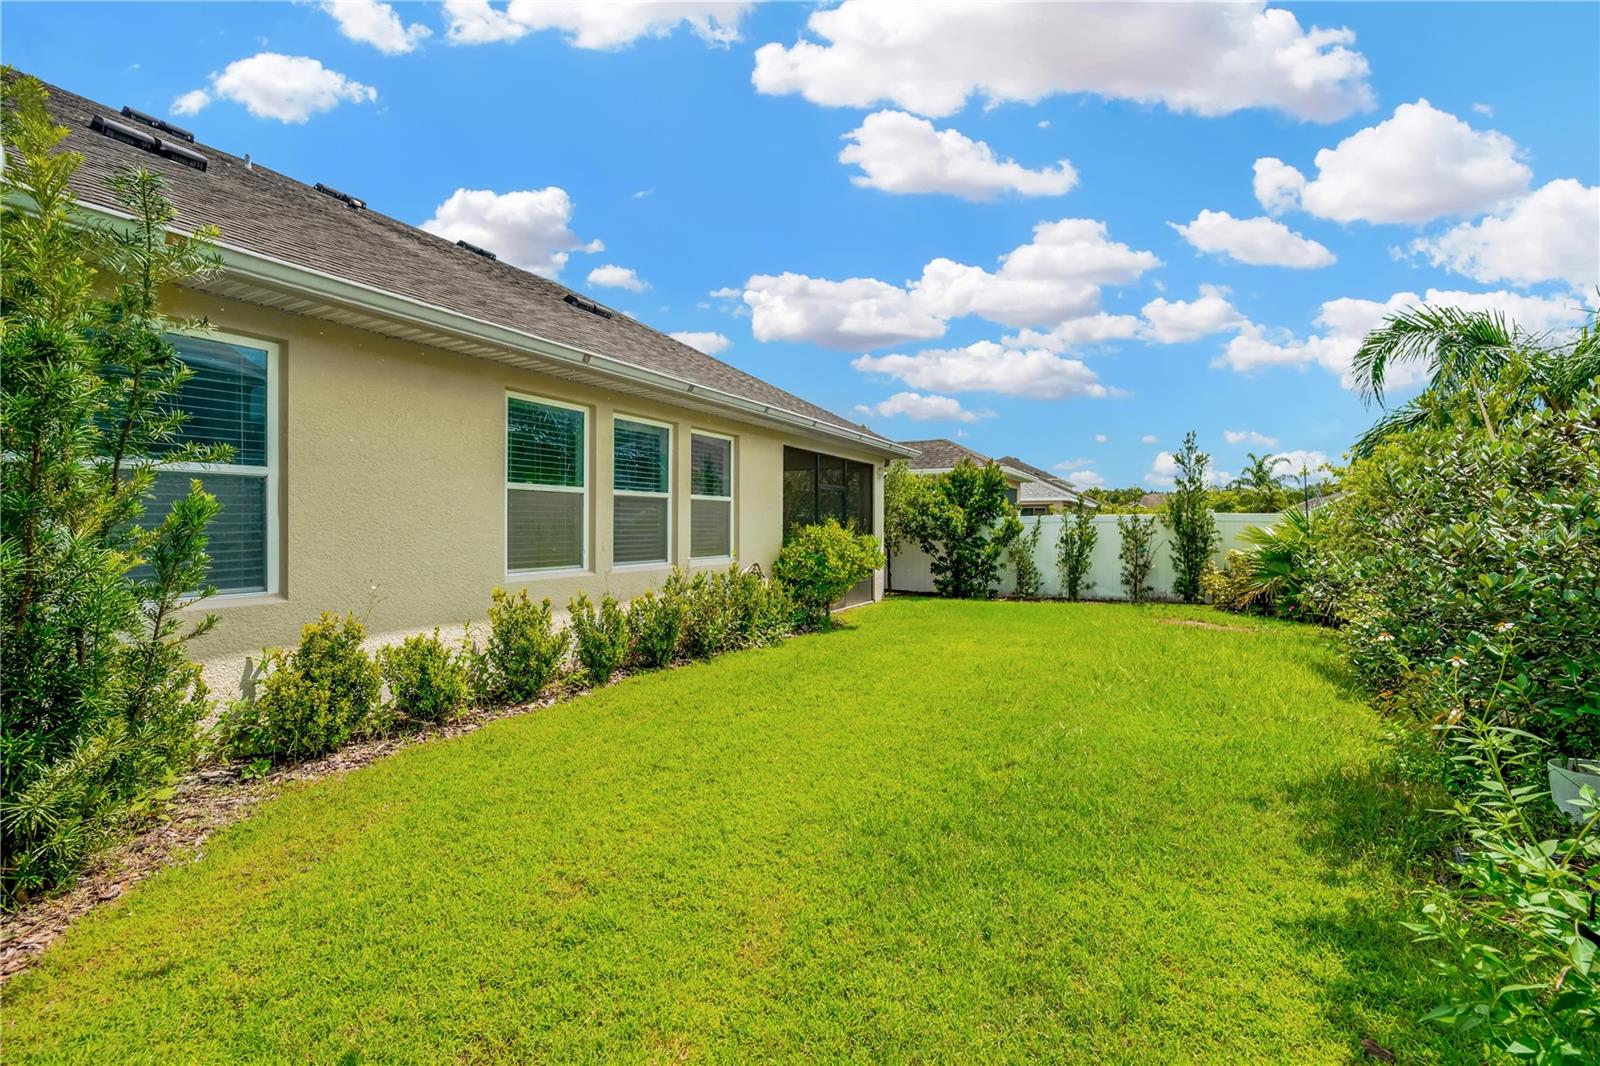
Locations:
614;417;670;564
690;432;733;559
507;395;587;571
136;332;275;595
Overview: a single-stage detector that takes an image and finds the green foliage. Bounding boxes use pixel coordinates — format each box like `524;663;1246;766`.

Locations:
569;592;630;685
1219;509;1333;622
773;519;884;628
904;459;1021;599
1200;551;1259;614
1008;520;1043;598
485;588;570;704
1;75;225;905
379;630;471;726
219;614;382;764
1324;390;1600;762
629;570;689;668
1116;514;1158;605
1162;431;1219;603
726;564;795;648
1055;505;1098;600
682;569;737;660
1406;717;1599;1063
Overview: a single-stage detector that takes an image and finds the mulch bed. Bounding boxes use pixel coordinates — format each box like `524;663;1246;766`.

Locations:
0;685;587;982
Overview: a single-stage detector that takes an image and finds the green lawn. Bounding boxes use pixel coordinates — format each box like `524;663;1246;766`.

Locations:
5;599;1466;1063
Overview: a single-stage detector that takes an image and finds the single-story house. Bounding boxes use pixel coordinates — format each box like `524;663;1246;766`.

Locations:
899;440;1088;516
36;78;910;686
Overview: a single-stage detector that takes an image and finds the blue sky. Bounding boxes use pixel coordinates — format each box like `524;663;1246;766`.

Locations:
7;1;1597;488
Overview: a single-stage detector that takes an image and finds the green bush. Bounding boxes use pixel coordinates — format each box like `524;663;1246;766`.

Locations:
569;592;629;685
727;564;796;647
1200;551;1259;613
1407;717;1599;1061
681;569;738;660
1323;390;1600;762
379;630;472;726
485;588;570;704
1008;521;1043;598
629;571;688;668
903;460;1019;598
220;614;382;764
1055;506;1097;601
773;519;885;629
1117;514;1158;605
1;77;226;905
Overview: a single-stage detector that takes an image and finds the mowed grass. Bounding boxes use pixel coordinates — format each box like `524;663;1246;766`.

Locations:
5;599;1466;1063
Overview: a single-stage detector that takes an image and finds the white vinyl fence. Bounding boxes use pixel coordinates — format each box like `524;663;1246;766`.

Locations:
889;513;1282;602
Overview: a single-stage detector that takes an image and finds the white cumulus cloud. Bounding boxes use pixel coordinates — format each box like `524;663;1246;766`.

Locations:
839;110;1076;200
668;331;731;355
1140;285;1247;343
1253;157;1306;215
1216;288;1588;389
852;341;1108;399
1064;469;1106;489
422;187;599;277
587;264;648;291
1171;210;1335;268
1094;434;1108;444
854;391;991;423
443;0;750;48
745;219;1158;349
1003;312;1142;353
1269;449;1330;477
323;1;431;54
1140;434;1158;445
1224;429;1279;447
1261;99;1531;225
753;1;1372;121
1412;179;1600;289
1146;450;1230;488
174;53;377;123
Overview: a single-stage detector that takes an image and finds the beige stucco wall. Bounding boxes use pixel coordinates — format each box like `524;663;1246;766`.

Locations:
166;290;887;694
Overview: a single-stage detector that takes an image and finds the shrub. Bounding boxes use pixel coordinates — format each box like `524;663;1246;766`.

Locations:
1055;506;1098;601
569;592;629;685
681;569;738;660
220;614;382;764
1323;390;1600;763
1008;521;1044;598
727;565;795;647
1234;509;1333;622
1;77;227;904
485;588;570;704
773;519;885;629
1117;514;1158;605
1407;717;1599;1061
379;630;472;726
1201;551;1259;613
629;571;689;668
904;460;1020;598
1162;431;1219;603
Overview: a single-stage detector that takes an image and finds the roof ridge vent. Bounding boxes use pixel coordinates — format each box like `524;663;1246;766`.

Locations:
455;240;497;261
314;182;365;210
89;114;207;172
563;294;613;320
120;106;194;143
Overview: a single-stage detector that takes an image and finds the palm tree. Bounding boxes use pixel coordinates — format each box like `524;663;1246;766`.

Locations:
1349;303;1599;457
1236;452;1283;493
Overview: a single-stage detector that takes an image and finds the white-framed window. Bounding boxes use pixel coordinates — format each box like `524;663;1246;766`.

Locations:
506;393;588;573
143;329;279;597
689;430;734;560
613;415;671;566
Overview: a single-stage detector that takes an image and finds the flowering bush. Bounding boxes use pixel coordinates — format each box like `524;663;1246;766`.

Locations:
1322;392;1600;763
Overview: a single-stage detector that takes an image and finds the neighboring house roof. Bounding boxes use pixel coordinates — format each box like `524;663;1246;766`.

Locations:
995;455;1095;508
1138;492;1169;509
899;438;996;471
30;77;907;458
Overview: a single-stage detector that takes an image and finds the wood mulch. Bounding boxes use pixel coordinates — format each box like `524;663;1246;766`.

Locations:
0;684;589;983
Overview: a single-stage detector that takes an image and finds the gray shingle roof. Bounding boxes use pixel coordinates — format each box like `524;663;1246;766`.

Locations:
995;455;1082;496
898;438;995;470
33;77;888;445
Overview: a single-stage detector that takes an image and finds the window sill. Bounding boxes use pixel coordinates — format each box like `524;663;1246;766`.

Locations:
181;590;285;610
612;561;671;572
505;566;592;581
689;556;734;567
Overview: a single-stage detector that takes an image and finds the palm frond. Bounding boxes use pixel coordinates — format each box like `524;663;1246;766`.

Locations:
1350;400;1433;458
1350;305;1517;406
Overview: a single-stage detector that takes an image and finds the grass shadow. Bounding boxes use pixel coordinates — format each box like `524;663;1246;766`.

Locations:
1272;756;1469;1061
